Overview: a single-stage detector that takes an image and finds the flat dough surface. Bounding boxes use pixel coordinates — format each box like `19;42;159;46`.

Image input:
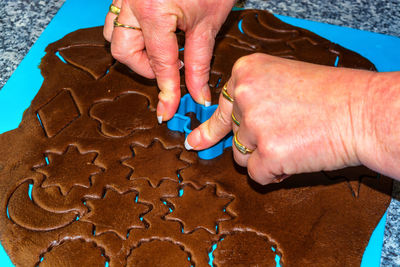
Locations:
0;10;391;267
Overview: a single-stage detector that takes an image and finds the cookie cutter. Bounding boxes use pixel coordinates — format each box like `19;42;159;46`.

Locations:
167;94;233;160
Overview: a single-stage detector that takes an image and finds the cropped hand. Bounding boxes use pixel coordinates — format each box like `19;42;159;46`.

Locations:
185;53;380;184
104;0;235;122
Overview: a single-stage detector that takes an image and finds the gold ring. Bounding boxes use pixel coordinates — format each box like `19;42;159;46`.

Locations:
109;4;120;15
114;17;142;31
233;132;253;154
222;83;234;103
231;113;240;126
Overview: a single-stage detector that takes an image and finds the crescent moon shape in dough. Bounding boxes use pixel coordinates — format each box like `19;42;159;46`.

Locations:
241;12;299;42
7;181;78;231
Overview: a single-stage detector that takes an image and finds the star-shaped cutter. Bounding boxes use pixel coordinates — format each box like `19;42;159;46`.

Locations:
167;94;232;160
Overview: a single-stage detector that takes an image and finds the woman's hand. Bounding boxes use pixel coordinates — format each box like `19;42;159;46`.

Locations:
104;0;235;123
185;53;381;185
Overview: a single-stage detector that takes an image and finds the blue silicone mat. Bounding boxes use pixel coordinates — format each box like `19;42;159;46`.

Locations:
0;0;399;266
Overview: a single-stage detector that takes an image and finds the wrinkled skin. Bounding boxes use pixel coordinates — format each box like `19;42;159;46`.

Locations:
104;0;236;122
104;3;400;185
186;54;400;184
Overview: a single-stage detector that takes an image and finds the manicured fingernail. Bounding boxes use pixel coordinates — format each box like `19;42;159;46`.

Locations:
157;115;163;124
157;100;165;124
179;60;184;70
202;85;211;107
185;128;201;150
184;138;193;150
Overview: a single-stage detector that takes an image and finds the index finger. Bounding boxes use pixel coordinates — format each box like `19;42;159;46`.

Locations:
139;13;182;122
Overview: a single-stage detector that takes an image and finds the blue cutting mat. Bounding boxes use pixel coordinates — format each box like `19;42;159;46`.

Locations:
1;0;399;266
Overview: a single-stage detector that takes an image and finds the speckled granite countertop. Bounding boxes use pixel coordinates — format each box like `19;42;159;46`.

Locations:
0;0;399;265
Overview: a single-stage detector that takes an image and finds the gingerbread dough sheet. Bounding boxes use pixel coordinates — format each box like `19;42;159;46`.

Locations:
0;10;392;267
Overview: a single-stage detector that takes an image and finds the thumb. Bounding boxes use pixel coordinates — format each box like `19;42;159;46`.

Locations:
185;83;234;150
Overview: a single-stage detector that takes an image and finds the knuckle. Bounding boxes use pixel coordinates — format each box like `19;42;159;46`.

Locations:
233;84;251;106
248;52;272;63
233;152;247;167
148;56;171;72
135;2;178;30
241;111;256;131
134;0;159;19
232;55;251;74
257;141;272;159
234;84;259;113
187;62;210;74
187;63;210;75
232;53;263;73
192;28;218;43
257;141;284;164
215;108;231;127
111;45;128;63
233;53;278;78
247;167;268;185
247;165;256;180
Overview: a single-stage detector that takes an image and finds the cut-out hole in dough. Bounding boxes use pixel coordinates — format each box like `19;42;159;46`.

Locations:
334;55;340;67
208;243;218;266
55;51;67;64
238;19;244;34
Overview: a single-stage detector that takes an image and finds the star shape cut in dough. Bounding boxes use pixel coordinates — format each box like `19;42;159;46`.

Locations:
165;185;233;234
36;145;102;195
81;189;150;239
124;140;189;187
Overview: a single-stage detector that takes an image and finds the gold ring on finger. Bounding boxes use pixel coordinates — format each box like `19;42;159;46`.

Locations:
222;83;234;103
233;132;253;154
231;113;240;126
109;4;121;15
114;17;142;31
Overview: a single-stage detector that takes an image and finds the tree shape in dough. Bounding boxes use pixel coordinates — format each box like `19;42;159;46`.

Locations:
36;145;102;195
81;190;150;240
124;140;189;187
165;185;233;234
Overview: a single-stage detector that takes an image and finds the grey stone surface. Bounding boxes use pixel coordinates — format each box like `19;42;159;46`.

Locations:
0;0;399;265
0;0;65;89
244;0;400;37
381;181;400;266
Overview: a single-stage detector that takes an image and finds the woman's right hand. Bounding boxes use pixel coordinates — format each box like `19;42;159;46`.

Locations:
185;53;387;185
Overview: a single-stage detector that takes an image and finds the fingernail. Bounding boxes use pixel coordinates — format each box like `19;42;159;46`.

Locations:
202;85;211;107
157;101;165;124
157;115;163;124
185;128;200;150
179;60;184;70
184;138;193;150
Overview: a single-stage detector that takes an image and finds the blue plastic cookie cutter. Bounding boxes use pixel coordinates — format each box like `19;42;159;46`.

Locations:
167;94;233;160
